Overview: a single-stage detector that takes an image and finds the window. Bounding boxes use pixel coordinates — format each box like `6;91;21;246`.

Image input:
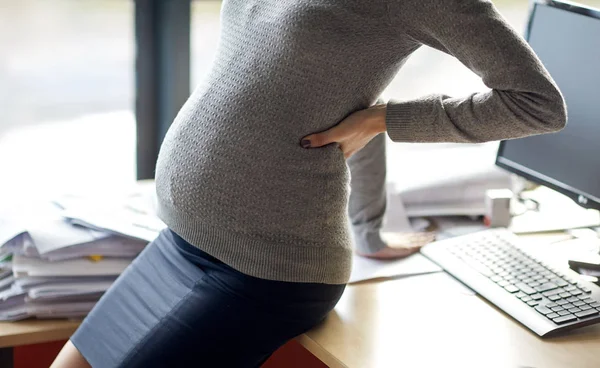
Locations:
3;0;598;200
0;0;135;198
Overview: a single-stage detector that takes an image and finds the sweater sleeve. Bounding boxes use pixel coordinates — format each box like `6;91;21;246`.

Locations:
347;132;388;255
385;0;567;143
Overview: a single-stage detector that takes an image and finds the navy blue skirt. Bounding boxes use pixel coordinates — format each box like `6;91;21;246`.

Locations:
71;229;345;368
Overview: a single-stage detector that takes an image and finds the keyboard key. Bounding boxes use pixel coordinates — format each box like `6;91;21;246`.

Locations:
498;280;510;287
515;292;527;299
530;293;543;300
570;289;583;296
568;307;582;313
551;306;564;312
581;287;592;293
535;305;553;315
556;299;568;305
468;260;494;277
573;301;586;307
554;279;569;287
547;313;560;319
575;309;599;318
559;292;571;298
528;281;541;288
536;282;559;293
563;303;574;309
521;296;532;302
548;295;562;301
564;285;577;292
545;302;558;308
579;295;591;300
527;300;539;307
558;310;571;316
504;285;519;293
542;289;562;297
515;283;536;295
490;275;503;283
553;314;577;324
567;297;580;303
590;302;600;308
579;305;592;311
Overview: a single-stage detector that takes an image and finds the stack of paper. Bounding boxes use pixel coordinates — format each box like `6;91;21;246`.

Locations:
0;193;161;321
386;142;511;218
0;219;27;267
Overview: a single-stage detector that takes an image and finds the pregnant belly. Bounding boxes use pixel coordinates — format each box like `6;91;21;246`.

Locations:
157;136;351;244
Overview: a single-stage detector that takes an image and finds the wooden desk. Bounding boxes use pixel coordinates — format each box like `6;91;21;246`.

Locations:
299;272;600;368
0;320;79;349
298;233;600;368
2;233;600;367
0;320;80;367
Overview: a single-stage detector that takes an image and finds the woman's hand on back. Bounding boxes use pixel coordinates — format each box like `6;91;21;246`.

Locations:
301;104;387;159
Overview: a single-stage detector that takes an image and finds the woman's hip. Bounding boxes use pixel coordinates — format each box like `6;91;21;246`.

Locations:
70;228;345;367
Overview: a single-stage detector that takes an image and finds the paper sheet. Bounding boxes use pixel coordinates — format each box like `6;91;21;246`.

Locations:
14;275;116;289
349;253;442;284
62;206;164;242
0;220;27;248
26;218;109;255
12;254;133;277
0;299;99;321
27;280;114;299
41;236;146;261
0;275;14;291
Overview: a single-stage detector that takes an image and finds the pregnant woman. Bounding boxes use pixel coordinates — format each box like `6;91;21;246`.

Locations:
53;0;566;367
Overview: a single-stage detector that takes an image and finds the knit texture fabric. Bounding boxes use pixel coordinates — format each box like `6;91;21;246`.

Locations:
155;0;566;284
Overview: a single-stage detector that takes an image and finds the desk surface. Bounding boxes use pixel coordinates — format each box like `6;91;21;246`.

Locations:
299;232;600;368
299;272;600;368
3;233;600;368
0;320;79;348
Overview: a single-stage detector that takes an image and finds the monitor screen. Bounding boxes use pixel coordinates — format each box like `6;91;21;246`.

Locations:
496;0;600;210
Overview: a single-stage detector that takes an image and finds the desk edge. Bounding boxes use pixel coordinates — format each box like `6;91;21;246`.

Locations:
296;333;347;368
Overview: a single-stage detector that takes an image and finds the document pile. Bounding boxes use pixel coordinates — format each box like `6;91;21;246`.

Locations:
0;194;164;321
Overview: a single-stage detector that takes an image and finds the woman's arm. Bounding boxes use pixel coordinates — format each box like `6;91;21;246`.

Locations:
384;0;567;143
302;0;567;151
348;132;424;259
347;132;388;255
302;0;567;257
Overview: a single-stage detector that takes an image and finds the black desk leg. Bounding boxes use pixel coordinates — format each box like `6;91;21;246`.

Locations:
0;347;14;368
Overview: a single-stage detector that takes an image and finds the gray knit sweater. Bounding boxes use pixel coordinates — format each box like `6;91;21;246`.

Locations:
155;0;566;284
